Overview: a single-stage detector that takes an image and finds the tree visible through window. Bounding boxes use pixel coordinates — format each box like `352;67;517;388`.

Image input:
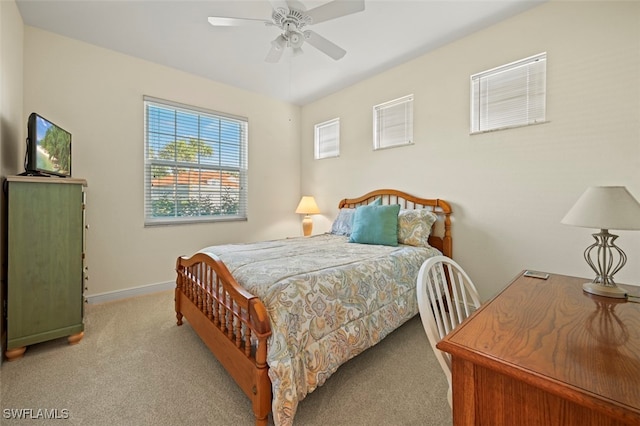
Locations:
144;97;248;225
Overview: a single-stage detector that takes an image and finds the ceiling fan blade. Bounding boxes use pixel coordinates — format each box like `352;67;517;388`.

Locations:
305;0;365;25
304;30;346;60
208;16;272;27
265;36;286;63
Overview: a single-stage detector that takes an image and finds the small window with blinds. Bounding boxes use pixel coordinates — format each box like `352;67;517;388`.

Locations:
144;96;248;225
373;94;414;150
314;118;340;159
471;52;547;134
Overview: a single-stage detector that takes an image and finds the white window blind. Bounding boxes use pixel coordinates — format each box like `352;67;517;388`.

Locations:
471;52;547;133
373;94;414;150
144;96;248;225
314;118;340;159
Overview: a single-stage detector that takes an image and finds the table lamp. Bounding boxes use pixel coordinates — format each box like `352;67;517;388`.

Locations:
295;196;320;237
561;186;640;299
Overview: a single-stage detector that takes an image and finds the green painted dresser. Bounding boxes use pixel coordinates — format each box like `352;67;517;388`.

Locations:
5;176;87;361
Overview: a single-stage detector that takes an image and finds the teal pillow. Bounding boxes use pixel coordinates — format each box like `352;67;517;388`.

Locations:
349;204;401;246
371;197;382;205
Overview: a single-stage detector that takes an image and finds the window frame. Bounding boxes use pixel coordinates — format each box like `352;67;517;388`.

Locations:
143;96;248;226
314;117;340;160
470;52;547;134
373;94;414;151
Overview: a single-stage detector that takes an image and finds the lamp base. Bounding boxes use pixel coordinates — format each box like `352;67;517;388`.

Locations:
582;282;627;299
580;229;628;299
301;215;313;237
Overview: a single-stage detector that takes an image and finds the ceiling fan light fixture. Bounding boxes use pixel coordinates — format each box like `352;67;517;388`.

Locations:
288;31;305;48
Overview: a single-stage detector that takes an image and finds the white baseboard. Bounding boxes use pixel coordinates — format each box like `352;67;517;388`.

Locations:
85;281;174;304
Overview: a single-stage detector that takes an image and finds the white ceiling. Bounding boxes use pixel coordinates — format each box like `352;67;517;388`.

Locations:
15;0;545;105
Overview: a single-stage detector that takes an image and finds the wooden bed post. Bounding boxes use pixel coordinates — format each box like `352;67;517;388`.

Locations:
252;369;271;426
439;199;453;258
249;298;272;425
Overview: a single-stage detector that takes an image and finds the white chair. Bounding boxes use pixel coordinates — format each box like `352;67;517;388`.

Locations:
416;256;481;407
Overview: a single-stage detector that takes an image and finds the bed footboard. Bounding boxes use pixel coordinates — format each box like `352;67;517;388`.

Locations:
175;253;272;426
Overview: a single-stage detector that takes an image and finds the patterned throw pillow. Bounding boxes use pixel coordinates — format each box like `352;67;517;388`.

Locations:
330;208;356;236
397;209;437;247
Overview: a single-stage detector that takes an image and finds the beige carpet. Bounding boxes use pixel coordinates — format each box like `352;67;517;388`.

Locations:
0;290;452;425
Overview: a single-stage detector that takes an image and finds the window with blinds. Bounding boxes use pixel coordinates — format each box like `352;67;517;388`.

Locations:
373;94;414;150
144;97;248;225
471;52;547;134
314;118;340;159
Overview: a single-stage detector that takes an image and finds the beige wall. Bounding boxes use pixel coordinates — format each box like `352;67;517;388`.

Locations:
301;1;640;299
1;0;24;359
14;1;640;301
1;0;24;175
23;28;302;297
0;0;27;175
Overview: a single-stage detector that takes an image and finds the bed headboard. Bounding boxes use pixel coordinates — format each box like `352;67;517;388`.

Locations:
338;189;452;258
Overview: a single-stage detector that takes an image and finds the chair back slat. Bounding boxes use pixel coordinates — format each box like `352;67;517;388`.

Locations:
451;267;465;328
430;263;450;337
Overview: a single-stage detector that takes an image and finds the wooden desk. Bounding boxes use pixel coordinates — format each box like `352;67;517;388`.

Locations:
437;272;640;425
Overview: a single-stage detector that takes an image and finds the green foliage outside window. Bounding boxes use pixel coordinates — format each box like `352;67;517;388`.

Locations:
151;187;239;217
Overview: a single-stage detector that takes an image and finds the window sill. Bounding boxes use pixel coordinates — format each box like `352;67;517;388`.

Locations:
470;120;550;135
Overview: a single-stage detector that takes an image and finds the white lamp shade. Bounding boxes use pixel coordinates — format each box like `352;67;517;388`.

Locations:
561;186;640;230
295;196;320;215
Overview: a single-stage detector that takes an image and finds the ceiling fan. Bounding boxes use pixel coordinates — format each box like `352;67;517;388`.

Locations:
208;0;365;63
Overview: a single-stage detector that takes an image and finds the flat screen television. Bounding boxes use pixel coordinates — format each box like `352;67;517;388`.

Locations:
25;112;72;177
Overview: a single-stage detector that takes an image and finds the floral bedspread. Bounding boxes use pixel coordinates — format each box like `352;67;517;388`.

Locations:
200;234;441;425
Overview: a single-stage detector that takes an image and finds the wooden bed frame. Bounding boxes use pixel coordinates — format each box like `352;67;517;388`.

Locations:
175;189;452;425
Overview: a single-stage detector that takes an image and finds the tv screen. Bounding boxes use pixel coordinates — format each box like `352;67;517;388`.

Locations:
26;113;72;177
